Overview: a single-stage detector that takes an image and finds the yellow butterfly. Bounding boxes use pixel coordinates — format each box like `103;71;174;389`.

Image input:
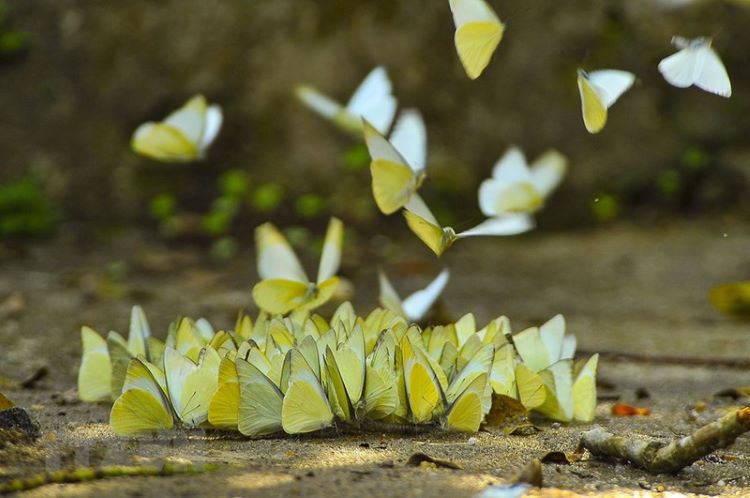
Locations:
295;66;397;136
282;350;334;434
252;217;343;315
401;335;445;423
403;193;534;257
207;354;240;430
577;69;635;134
572;354;599;422
163;346;221;427
478;147;567;217
131;94;222;162
449;0;505;79
443;373;488;432
363;111;427;215
110;357;173;436
236;356;284;436
78;326;112;402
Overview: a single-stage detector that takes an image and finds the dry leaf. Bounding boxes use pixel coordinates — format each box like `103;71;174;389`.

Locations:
612;403;651;416
541;443;586;465
0;393;15;411
484;394;537;435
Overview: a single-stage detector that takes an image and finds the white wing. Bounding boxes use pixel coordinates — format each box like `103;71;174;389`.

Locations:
561;335;577;360
346;67;397;133
491;147;531;181
404;193;439;226
478;178;505;217
587;70;635;108
402;270;450;322
295;85;342;119
389;109;427;173
449;0;501;28
255;223;308;282
164;95;207;145
539;314;565;363
659;47;701;88
316;217;343;284
530;150;567;197
363;119;410;165
200;105;223;150
456;214;535;238
694;45;731;97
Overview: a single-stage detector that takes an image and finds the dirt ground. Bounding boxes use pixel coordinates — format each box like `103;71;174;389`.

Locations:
1;218;749;497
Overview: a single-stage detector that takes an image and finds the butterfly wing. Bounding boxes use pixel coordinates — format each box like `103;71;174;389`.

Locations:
577;71;608;134
456;214;534;238
403;204;447;256
659;46;701;88
346;66;397;134
78;327;112;402
529;150;567;197
572;354;599;422
236;358;284;436
450;0;504;79
200;105;224;151
282;353;334;434
694;45;732;97
364;120;420;214
587;70;635;108
401;269;451;322
316;217;344;284
389;109;427;173
110;358;174;435
444;373;486;432
255;222;308;282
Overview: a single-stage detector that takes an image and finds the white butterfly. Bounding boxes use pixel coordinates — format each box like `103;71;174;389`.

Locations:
295;66;398;135
378;269;450;322
478;147;567;217
658;36;731;97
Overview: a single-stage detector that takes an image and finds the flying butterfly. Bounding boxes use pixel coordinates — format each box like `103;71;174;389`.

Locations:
295;66;397;136
449;0;505;79
658;36;731;97
363;110;427;215
131;94;222;162
577;69;635;134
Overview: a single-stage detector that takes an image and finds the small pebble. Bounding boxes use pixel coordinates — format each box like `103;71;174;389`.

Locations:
551;422;561;429
467;437;478;446
717;480;726;487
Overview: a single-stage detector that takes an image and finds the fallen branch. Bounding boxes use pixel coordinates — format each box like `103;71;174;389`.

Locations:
581;406;750;474
0;462;219;494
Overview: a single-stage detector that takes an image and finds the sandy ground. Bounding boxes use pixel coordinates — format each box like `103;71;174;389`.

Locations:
1;218;749;497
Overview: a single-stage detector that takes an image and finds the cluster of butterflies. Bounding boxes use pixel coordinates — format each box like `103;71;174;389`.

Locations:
78;303;598;437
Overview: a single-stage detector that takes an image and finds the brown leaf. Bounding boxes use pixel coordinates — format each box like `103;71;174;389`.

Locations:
484;394;533;435
406;452;461;470
0;392;15;411
612;403;651;416
540;443;586;465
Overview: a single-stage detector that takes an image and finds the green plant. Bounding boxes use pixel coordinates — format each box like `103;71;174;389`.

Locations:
0;177;59;239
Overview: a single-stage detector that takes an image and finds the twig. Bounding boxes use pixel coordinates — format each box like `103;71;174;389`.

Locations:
581;406;750;474
0;462;220;494
577;349;750;370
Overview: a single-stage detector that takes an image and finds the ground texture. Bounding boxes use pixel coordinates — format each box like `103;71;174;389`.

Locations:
1;218;749;497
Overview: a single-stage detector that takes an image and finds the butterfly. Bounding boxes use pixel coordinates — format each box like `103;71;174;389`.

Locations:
449;0;505;79
281;349;334;434
363;110;427;215
295;66;397;136
577;69;635;134
378;269;450;322
709;281;750;317
131;94;222;162
207;354;241;430
403;193;534;257
109;346;221;435
252;217;343;315
478;147;567;217
658;36;731;97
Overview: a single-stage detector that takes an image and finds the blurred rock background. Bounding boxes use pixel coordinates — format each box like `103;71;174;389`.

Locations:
0;0;747;244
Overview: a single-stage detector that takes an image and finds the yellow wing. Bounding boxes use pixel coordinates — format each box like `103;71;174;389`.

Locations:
490;344;516;397
236;358;284;436
110;358;173;436
572;354;599;422
324;346;353;422
444;373;486;432
106;332;132;398
371;160;418;215
402;338;443;423
164;347;220;427
403;209;447;257
577;72;608;134
207;356;240;429
282;355;333;434
78;327;112;402
514;363;546;410
252;279;311;315
131;123;199;162
454;22;504;80
360;365;398;420
331;326;366;407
